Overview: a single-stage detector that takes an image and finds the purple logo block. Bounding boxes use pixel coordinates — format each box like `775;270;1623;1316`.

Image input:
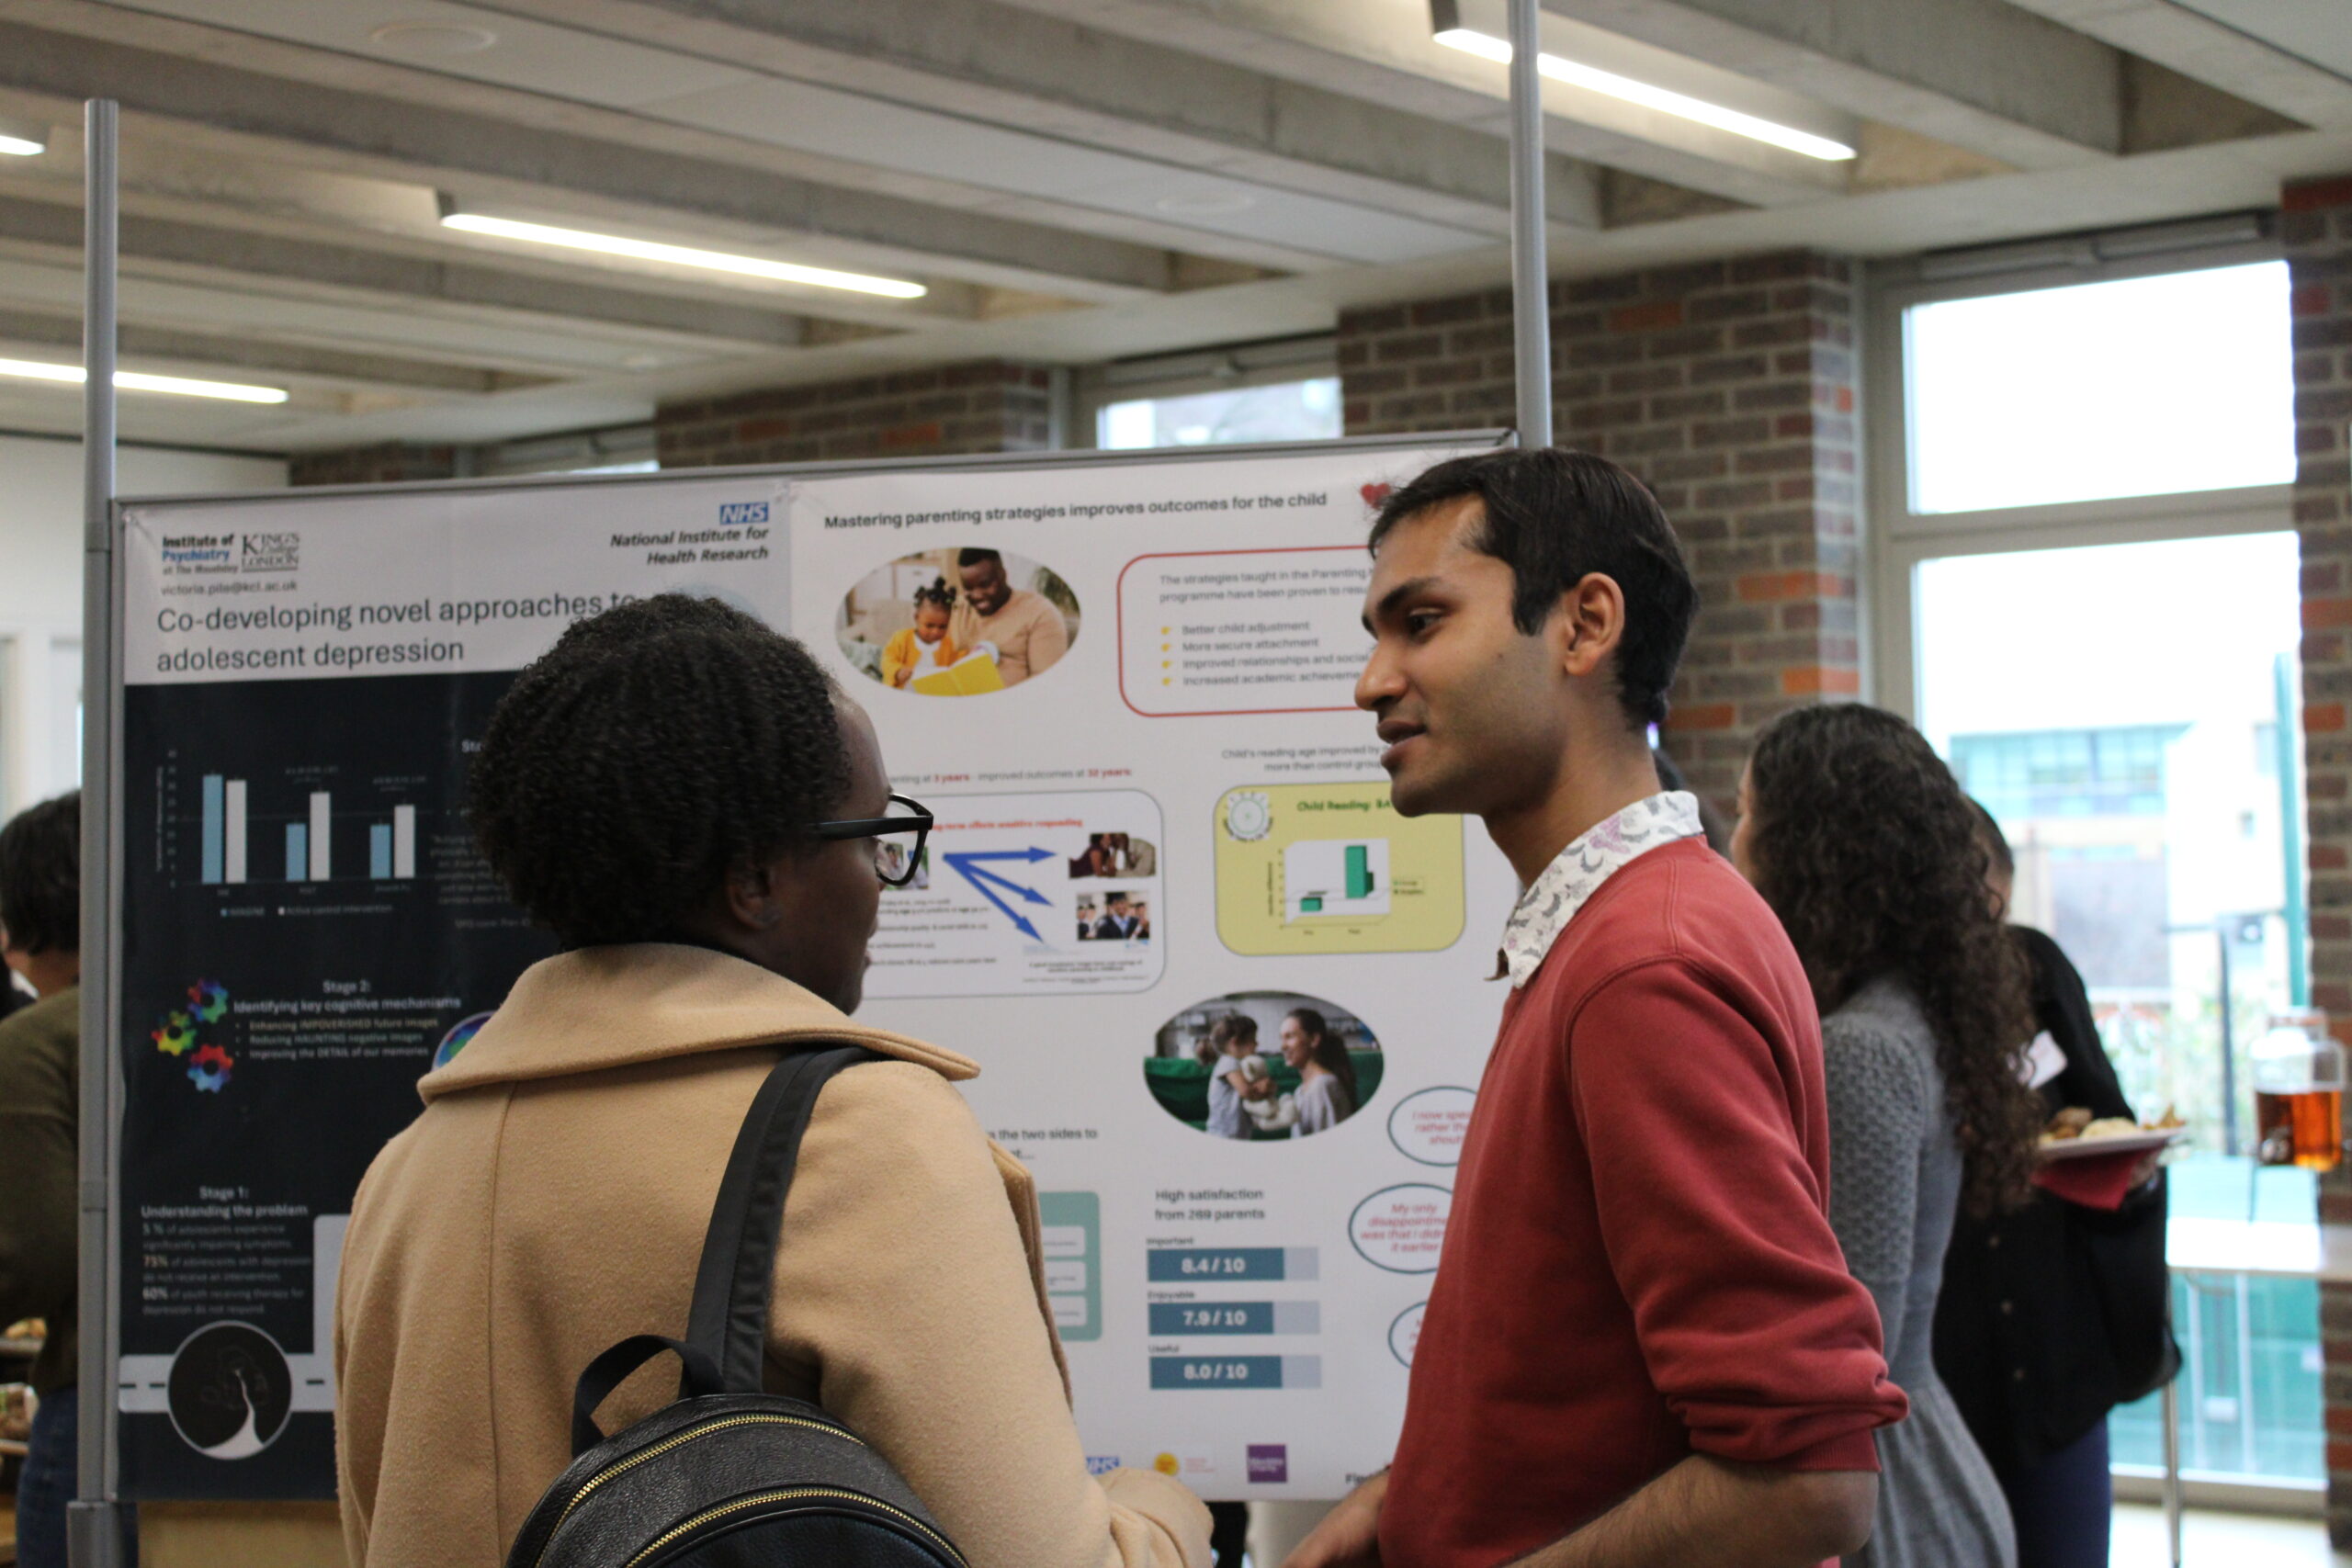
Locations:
1246;1444;1288;1483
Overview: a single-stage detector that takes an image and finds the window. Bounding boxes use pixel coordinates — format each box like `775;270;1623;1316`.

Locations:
1905;262;2294;514
1097;377;1340;450
1078;337;1341;452
1880;236;2313;1493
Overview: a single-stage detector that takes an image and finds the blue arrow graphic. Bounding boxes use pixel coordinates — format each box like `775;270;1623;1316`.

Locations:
962;863;1052;907
944;849;1054;942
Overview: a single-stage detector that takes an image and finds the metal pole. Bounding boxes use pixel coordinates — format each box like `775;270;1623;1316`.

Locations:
1504;0;1551;448
70;96;133;1568
2218;923;2239;1158
2278;652;2310;1008
2160;1373;2183;1568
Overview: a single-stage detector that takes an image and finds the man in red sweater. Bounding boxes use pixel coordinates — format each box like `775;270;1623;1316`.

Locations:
1287;448;1905;1568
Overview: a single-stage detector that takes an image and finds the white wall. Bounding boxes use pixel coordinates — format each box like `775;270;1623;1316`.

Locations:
0;434;286;818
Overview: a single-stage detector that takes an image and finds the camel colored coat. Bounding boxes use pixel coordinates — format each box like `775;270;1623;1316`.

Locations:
334;944;1209;1568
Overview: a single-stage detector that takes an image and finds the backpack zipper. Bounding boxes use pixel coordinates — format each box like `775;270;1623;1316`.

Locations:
537;1414;864;1567
623;1486;964;1568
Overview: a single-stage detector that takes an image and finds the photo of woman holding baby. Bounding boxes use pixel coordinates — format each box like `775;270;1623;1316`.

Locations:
1145;992;1382;1141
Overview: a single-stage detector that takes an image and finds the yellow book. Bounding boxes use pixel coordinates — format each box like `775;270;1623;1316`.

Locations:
911;650;1005;696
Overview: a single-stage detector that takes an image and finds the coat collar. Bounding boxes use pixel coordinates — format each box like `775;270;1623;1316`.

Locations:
418;942;975;1102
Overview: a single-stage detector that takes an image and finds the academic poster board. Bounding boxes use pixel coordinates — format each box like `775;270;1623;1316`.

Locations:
107;435;1512;1502
786;440;1518;1498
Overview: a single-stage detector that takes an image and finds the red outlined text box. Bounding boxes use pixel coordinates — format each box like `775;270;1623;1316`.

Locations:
1116;547;1374;718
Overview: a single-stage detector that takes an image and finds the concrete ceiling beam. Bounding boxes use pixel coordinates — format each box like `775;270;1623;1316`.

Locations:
977;0;1838;209
0;16;1187;299
1996;0;2352;129
1535;0;2125;168
0;306;553;394
479;0;1605;234
0;194;816;355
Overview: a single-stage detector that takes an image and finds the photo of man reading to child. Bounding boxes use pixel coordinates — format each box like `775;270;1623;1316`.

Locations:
836;547;1080;695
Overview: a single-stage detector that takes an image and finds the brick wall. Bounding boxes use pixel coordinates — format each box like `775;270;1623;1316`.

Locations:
2285;173;2352;1546
657;360;1052;468
288;442;464;487
1337;254;1860;811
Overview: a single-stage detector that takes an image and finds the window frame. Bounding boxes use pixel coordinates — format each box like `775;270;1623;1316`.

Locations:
1863;223;2292;724
1071;334;1339;451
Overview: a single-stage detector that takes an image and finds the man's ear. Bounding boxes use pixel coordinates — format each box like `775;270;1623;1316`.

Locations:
1555;571;1627;681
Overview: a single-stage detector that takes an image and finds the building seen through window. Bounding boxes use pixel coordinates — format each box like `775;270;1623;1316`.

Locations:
1097;377;1341;449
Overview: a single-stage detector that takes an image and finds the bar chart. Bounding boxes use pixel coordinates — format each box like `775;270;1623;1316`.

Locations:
196;773;419;886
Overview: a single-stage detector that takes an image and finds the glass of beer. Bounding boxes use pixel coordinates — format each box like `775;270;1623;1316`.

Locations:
2253;1009;2345;1173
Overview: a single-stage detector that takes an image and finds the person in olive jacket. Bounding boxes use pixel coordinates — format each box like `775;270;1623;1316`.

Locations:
1933;803;2176;1568
0;792;86;1568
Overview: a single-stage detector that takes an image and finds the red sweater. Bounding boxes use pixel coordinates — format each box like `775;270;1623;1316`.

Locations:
1382;840;1905;1568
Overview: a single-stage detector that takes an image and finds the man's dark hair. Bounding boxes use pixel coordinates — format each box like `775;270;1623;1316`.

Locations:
469;594;851;949
1369;447;1697;728
0;791;79;956
957;548;1002;570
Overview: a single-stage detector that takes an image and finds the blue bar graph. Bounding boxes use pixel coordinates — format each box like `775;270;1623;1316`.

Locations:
369;824;392;879
1146;1247;1317;1282
1148;1355;1321;1391
286;824;308;883
200;775;224;885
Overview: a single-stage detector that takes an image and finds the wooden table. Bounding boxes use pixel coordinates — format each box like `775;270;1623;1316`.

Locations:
2160;1221;2352;1567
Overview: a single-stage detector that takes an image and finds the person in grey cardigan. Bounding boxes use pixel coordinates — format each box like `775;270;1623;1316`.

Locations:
1735;705;2047;1568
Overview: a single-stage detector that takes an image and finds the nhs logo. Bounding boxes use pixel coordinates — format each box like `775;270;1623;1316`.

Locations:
718;501;769;526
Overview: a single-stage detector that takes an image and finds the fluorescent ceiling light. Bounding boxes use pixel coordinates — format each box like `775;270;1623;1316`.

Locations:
0;357;289;404
0;116;46;157
439;212;927;299
1435;28;1857;162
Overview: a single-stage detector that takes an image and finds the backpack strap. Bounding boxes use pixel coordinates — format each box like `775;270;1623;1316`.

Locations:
571;1335;721;1456
684;1043;878;1395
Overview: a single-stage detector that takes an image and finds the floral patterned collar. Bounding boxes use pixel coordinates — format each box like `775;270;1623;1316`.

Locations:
1498;792;1705;988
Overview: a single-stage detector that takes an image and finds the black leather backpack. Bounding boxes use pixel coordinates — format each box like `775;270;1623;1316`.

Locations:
507;1045;967;1568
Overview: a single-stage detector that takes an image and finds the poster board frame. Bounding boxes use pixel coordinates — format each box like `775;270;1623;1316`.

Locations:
89;427;1509;1506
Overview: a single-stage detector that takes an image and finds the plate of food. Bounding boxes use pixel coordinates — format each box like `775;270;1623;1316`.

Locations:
2036;1106;2190;1162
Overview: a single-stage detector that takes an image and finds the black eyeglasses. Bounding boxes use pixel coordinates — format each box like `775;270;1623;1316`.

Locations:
811;793;933;887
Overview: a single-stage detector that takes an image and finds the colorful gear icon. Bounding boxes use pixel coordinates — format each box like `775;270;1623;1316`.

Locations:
152;1011;197;1056
187;979;229;1023
187;1063;230;1092
192;1043;233;1073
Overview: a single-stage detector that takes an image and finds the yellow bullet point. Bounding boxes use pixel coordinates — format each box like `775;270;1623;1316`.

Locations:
1160;626;1170;634
1162;677;1172;685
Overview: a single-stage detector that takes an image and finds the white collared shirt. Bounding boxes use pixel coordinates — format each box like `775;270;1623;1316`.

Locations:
1498;791;1706;989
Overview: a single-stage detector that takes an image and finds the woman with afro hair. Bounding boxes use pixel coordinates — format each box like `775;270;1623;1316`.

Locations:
333;593;1208;1568
1733;703;2042;1568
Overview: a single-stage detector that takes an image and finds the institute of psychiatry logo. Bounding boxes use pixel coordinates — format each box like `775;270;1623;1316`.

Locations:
150;979;235;1092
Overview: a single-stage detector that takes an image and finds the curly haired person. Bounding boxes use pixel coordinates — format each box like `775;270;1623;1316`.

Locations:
881;576;966;689
1733;704;2047;1568
333;593;1208;1568
0;792;86;1568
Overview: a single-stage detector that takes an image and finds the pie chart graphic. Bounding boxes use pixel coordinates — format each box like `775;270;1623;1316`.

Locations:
433;1010;494;1070
165;1321;292;1460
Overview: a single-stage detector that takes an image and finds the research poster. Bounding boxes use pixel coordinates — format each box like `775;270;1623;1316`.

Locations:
789;438;1518;1499
113;473;793;1496
110;435;1514;1503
